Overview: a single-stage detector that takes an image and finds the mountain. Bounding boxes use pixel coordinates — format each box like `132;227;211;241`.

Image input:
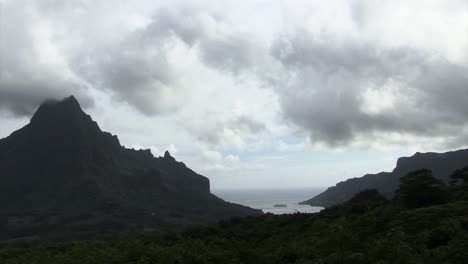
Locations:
0;96;261;240
301;149;468;207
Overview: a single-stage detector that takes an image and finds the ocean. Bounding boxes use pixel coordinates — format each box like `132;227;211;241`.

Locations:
213;188;325;214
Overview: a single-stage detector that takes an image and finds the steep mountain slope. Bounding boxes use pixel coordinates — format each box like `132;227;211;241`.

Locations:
0;96;261;240
301;149;468;207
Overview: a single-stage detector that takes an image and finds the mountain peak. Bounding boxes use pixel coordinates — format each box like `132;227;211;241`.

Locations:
61;95;80;106
164;150;176;162
30;95;88;125
36;95;81;113
26;95;107;145
0;96;261;240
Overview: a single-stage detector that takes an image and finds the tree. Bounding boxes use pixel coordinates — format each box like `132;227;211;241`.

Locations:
450;166;468;185
449;166;468;200
347;189;388;214
396;169;447;208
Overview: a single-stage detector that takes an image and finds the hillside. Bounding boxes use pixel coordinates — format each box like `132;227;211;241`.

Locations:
0;96;261;241
2;174;467;263
301;149;468;207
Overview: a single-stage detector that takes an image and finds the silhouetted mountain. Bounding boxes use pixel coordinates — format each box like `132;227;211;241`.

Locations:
301;149;468;207
0;96;261;240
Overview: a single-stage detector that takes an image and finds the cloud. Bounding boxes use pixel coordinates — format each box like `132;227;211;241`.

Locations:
186;113;270;152
0;0;92;116
231;116;266;134
83;39;179;115
69;4;264;115
269;29;468;148
147;5;263;75
278;140;306;152
195;147;263;177
132;143;178;158
1;0;467;154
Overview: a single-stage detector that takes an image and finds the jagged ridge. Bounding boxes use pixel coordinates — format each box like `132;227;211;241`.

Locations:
0;96;261;240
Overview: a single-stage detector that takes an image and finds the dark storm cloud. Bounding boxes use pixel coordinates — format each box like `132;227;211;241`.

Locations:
270;31;468;147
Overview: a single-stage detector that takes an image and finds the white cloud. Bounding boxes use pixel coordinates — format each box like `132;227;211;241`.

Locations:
131;143;177;158
278;140;307;152
224;154;240;163
163;143;178;157
0;0;92;115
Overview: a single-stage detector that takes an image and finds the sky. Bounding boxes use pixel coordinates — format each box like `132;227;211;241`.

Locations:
0;0;467;189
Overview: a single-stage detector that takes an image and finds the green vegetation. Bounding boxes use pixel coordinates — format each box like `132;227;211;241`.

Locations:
1;169;467;264
396;169;448;208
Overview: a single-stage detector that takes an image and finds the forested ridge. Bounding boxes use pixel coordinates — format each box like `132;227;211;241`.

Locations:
1;168;467;264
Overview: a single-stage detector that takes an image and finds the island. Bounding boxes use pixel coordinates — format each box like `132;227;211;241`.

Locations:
273;204;287;208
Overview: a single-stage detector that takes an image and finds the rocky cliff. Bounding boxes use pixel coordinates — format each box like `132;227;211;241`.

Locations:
301;149;468;207
0;96;261;240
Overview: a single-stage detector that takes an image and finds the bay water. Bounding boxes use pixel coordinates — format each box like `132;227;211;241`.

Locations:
213;188;325;214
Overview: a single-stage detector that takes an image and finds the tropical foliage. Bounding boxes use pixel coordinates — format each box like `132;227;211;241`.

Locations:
1;169;467;264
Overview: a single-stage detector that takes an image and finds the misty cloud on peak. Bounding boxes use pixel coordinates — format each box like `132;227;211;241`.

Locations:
0;0;92;116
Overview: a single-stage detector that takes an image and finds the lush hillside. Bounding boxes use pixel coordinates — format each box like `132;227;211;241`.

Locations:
0;96;260;241
1;169;467;263
301;149;468;207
